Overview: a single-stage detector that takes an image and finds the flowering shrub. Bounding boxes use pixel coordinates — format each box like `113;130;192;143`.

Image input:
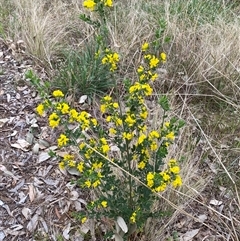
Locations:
36;40;184;239
34;1;184;240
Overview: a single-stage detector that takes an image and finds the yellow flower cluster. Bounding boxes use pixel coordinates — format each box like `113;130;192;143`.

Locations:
56;102;70;114
144;54;160;69
130;211;137;223
146;159;182;192
129;82;153;96
48;113;60;128
36;104;44;116
59;154;76;170
141;42;149;52
102;50;119;71
52;90;64;97
101;200;108;208
102;0;113;7
57;134;69;147
83;0;113;10
83;0;96;10
138;42;167;83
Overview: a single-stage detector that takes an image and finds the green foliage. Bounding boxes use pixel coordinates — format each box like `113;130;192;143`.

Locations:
53;42;117;98
25;69;51;98
169;0;236;25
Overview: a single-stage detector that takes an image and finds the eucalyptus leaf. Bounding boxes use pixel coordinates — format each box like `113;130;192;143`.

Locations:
116;216;128;233
114;233;124;241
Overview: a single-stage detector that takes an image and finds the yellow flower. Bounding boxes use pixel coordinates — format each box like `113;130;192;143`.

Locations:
103;0;113;7
36;104;44;116
77;162;84;172
102;56;108;64
130;212;137;223
125;114;136;126
141;42;149;51
139;124;147;132
149;56;159;69
123;132;133;140
140;110;148;119
102;144;110;154
97;172;103;178
57;134;69;147
150;73;158;81
160;171;170;182
85;149;93;159
113;102;119;108
165;141;170;147
100;104;106;113
83;0;96;10
92;180;101;188
137;65;144;73
92;162;103;170
149;130;160;139
160;52;167;62
137;134;147;145
150;141;158;151
144;54;151;60
69;109;79;122
146;172;154;188
100;138;107;145
81;217;87;224
52;90;64;97
142;84;153;96
115;118;123;126
79;142;86;150
59;161;65;170
166;131;175;141
84;180;91;188
140;74;146;81
63;154;74;161
112;52;119;61
109;128;117;135
138;161;146;170
155;183;167;192
95;50;100;58
170;166;180;174
91;118;98;127
172;175;182;188
106;116;112;122
169;159;177;165
129;85;138;94
68;159;76;167
101;201;108;208
48;113;60;128
61;103;70;114
164;122;170;128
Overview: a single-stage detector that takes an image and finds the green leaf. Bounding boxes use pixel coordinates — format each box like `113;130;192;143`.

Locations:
158;95;169;111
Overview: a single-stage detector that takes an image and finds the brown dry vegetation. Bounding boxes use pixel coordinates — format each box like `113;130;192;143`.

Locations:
0;0;240;240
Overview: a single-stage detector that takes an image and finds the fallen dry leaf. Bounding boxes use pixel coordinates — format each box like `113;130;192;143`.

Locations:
26;213;39;232
11;139;30;151
63;223;71;240
210;199;222;206
28;184;36;202
22;207;32;220
180;229;200;241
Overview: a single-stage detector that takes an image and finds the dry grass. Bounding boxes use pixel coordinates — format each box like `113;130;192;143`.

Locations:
1;0;240;240
0;0;88;67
